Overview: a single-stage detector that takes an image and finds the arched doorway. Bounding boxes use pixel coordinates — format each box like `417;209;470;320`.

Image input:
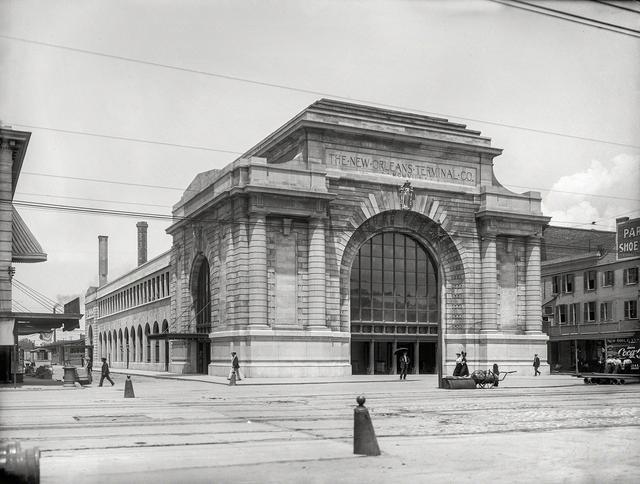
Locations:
124;328;130;368
350;231;439;375
161;320;169;371
87;325;93;364
192;256;211;374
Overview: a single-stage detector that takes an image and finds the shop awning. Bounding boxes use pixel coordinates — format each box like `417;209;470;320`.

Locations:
11;208;47;263
550;332;638;342
7;312;83;335
147;332;210;341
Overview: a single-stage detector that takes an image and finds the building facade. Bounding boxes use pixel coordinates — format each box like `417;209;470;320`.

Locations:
1;128;82;383
542;223;640;372
163;100;550;378
85;226;172;372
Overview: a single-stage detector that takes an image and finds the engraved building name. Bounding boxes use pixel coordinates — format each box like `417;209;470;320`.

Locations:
326;149;476;186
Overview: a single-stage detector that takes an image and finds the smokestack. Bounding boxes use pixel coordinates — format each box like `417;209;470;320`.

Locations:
136;221;148;266
98;235;108;287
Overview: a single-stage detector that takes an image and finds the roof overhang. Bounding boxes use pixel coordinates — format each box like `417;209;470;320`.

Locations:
4;311;83;335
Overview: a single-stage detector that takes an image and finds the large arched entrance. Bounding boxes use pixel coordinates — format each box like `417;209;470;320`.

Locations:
192;256;211;374
350;231;439;375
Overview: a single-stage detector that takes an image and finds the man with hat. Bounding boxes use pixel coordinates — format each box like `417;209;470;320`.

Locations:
99;357;115;386
533;354;541;376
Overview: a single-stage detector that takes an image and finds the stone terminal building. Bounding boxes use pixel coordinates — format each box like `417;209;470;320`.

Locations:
87;100;550;378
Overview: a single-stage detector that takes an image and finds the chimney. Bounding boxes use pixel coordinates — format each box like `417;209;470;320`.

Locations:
136;221;148;266
98;235;108;287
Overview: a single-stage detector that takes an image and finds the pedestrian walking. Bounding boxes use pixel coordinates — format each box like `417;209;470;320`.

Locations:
228;352;242;381
533;354;541;376
86;357;93;384
99;357;114;386
399;351;410;380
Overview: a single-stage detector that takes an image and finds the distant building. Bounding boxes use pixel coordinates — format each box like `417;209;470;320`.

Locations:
541;220;640;373
0;128;82;383
84;226;171;372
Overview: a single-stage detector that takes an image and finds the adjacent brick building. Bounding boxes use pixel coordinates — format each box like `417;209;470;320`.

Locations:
542;221;640;372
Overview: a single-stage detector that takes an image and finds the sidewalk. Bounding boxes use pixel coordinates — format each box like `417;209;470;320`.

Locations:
106;367;581;388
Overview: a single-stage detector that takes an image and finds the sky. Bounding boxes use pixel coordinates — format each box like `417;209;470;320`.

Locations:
1;0;639;319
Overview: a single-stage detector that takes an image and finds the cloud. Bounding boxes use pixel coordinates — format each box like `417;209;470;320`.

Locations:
542;154;640;230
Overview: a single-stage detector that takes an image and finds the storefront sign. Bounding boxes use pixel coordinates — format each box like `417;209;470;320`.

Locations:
606;336;640;371
326;150;476;186
617;217;640;259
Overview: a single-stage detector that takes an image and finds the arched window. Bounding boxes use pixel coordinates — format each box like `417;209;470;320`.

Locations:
145;324;151;363
153;321;160;363
350;232;438;324
137;325;143;362
130;328;136;362
194;258;211;333
118;329;123;361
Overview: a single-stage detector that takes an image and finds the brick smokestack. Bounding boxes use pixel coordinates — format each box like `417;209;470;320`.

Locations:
98;235;108;287
136;221;148;266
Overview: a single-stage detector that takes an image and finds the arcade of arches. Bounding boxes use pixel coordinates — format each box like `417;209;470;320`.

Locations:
93;320;169;370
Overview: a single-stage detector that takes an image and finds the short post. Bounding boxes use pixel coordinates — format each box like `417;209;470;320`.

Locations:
62;366;76;388
229;371;236;386
124;375;135;398
353;396;381;456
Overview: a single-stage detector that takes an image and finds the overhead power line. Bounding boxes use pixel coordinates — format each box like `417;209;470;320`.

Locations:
488;0;640;37
16;191;173;209
13;279;59;307
19;169;640;203
2;34;639;149
592;0;640;14
8;198;630;253
7;122;243;155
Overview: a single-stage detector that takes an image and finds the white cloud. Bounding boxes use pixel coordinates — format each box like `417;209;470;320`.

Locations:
542;154;640;230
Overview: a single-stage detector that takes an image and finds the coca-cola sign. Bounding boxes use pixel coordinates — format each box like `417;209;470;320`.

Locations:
607;337;640;371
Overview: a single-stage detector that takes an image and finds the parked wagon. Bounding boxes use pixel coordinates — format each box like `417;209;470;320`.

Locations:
577;372;640;385
471;369;516;388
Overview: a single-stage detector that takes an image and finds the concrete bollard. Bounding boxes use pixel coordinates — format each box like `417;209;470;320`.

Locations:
0;440;40;484
229;371;237;386
62;366;77;388
353;396;381;456
124;375;135;398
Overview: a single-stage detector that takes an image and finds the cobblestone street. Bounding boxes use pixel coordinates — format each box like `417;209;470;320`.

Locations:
1;374;639;483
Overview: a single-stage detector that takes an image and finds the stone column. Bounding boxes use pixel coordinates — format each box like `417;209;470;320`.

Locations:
0;140;13;313
248;213;268;326
307;218;327;329
368;340;375;375
413;341;420;374
481;235;498;332
525;236;542;333
391;340;398;374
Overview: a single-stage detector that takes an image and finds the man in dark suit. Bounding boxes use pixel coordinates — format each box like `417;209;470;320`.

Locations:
533;354;541;376
399;352;410;380
99;357;114;386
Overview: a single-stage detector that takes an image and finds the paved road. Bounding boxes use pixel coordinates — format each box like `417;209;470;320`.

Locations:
1;375;638;483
